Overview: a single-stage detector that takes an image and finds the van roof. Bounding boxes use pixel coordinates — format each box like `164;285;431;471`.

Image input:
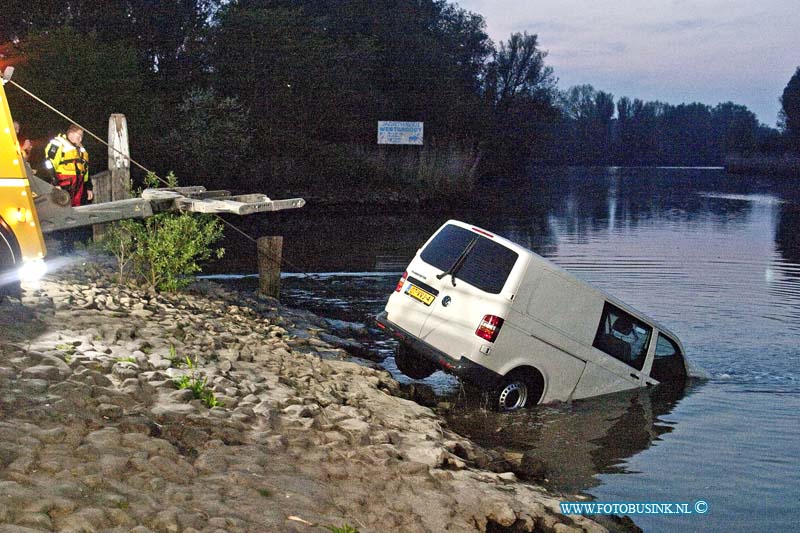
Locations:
443;220;685;350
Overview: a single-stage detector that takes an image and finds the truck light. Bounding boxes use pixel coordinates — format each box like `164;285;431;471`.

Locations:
19;258;47;284
476;315;504;342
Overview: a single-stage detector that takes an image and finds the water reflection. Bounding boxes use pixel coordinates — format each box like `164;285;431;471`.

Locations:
445;383;693;493
770;202;800;333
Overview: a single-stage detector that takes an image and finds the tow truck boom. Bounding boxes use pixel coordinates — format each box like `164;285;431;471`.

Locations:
29;172;305;234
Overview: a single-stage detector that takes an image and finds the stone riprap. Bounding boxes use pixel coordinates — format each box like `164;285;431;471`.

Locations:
0;260;618;533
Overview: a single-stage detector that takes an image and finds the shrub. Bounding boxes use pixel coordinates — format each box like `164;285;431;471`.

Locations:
103;172;225;292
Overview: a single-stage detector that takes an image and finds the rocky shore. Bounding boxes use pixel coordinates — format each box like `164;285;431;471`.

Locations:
0;258;622;532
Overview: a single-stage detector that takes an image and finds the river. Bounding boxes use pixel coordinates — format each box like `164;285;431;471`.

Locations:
209;167;800;532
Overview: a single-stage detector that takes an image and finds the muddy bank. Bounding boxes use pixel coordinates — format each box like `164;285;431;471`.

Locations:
0;258;632;532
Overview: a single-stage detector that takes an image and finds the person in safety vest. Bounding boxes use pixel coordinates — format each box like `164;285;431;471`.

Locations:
44;124;93;206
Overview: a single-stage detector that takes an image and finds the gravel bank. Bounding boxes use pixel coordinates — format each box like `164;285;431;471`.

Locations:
0;259;624;533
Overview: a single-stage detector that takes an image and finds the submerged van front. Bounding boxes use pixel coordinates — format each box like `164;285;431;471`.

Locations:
376;220;689;411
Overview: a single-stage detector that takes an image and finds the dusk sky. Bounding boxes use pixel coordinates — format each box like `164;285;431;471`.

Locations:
457;0;798;127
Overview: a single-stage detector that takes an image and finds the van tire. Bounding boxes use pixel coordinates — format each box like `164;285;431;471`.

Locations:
394;343;437;380
492;369;544;411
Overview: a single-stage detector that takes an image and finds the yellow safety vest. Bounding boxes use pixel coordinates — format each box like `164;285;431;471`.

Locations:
44;133;89;180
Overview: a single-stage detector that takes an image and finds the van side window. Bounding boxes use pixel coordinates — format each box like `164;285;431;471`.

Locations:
650;333;687;382
655;335;679;358
421;224;518;294
592;303;652;371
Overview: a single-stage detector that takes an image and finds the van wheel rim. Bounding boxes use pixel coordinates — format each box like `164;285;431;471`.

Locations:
498;381;527;410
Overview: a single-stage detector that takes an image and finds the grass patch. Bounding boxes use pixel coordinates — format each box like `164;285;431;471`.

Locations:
325;525;359;533
56;343;76;363
56;343;76;355
116;356;137;364
258;488;272;498
173;354;222;408
166;345;187;368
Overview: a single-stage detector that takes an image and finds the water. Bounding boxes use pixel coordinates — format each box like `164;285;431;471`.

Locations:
211;167;800;531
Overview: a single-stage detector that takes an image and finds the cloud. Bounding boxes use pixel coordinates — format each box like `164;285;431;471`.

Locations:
456;0;799;124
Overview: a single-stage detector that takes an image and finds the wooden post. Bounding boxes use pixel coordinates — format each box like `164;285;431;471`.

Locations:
93;114;131;241
108;114;131;202
257;236;283;299
91;171;112;241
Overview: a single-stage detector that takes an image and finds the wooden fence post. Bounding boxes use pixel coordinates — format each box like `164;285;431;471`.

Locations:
91;171;111;241
93;114;131;241
257;236;283;299
108;114;131;201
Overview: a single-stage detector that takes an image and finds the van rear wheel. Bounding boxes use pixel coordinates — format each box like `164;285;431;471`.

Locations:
492;370;544;412
394;343;437;380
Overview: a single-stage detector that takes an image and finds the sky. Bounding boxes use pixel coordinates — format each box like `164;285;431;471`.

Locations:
456;0;799;127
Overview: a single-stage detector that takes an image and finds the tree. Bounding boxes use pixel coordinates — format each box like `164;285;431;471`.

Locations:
485;32;557;109
712;102;759;157
780;67;800;150
626;99;665;165
558;85;615;163
482;32;559;175
162;89;251;191
7;27;149;166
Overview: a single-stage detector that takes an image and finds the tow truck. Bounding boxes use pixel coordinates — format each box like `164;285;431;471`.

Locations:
0;67;304;292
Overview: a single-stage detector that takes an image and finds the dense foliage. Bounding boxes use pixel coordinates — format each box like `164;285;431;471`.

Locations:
1;0;791;191
102;173;224;292
780;67;800;150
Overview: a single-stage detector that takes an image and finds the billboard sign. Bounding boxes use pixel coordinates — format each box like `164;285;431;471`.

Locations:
377;121;423;145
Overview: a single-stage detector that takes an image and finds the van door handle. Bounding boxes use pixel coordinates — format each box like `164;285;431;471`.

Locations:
630;373;640;380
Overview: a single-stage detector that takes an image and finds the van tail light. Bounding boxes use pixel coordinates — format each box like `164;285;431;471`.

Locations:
395;271;408;292
476;315;504;342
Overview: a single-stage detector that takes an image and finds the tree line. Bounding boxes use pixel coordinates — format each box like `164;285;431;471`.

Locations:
1;0;797;194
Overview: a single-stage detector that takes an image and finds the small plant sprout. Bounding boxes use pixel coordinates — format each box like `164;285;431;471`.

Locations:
325;525;359;533
172;349;222;408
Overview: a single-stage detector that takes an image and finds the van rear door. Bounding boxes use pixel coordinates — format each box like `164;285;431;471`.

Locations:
416;223;523;359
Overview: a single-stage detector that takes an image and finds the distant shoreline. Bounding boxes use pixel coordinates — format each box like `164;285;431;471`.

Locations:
725;155;800;177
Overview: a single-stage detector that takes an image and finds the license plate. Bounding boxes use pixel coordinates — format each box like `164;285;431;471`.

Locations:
407;285;435;306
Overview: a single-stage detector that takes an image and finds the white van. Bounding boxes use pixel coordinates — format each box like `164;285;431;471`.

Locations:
375;220;688;411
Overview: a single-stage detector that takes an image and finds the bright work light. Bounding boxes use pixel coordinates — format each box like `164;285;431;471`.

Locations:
18;258;47;284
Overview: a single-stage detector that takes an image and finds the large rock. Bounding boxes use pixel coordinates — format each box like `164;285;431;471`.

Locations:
20;365;61;381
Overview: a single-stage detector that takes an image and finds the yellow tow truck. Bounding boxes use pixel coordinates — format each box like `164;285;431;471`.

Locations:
0;67;304;294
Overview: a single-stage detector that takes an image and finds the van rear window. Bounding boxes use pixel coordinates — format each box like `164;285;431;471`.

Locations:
421;224;518;294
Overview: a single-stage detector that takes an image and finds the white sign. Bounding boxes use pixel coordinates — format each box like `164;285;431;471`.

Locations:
377;121;423;145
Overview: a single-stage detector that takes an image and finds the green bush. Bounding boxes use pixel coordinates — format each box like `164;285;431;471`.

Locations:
103;172;225;292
